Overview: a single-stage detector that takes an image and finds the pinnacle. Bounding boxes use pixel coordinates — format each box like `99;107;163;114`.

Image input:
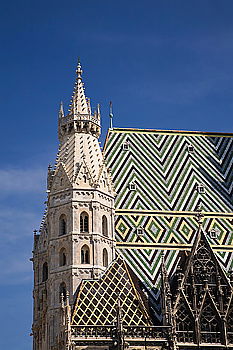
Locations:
70;59;89;115
59;101;64;118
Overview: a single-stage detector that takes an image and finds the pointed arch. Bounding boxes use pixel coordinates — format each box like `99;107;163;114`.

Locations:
102;215;108;237
59;248;67;266
175;295;195;343
80;212;89;233
42;262;48;282
199;293;222;344
103;248;108;267
81;245;90;264
205;260;217;284
59;214;67;236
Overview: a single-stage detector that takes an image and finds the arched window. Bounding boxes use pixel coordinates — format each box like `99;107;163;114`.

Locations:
59;214;67;236
81;245;90;264
80;212;89;232
102;215;108;237
59;248;67;267
103;248;108;267
59;282;66;299
42;262;48;282
83;175;87;183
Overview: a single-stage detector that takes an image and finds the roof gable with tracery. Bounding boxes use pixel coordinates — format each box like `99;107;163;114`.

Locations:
171;226;233;346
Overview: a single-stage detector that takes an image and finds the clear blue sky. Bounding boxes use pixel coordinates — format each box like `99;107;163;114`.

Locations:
0;1;233;348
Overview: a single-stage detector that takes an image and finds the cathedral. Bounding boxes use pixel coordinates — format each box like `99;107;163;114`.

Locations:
32;61;233;350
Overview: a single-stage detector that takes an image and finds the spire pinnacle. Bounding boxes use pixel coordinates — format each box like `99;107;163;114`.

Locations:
70;59;89;115
58;101;64;118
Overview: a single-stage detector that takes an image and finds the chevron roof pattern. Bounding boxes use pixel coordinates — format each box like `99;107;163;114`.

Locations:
104;128;233;299
104;128;232;212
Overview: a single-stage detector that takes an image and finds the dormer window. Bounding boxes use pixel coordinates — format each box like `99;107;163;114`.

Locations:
136;227;144;235
209;229;219;239
122;142;129;151
196;184;205;194
187;145;194;153
129;182;136;191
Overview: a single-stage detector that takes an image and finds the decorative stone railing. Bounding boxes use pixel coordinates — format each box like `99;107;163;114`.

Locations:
59;114;100;125
71;325;170;340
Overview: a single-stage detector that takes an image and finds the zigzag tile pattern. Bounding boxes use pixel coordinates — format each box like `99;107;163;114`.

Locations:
104;129;233;300
105;130;232;212
115;215;233;285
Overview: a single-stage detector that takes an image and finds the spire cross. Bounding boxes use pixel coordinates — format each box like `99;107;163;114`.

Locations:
109;101;113;129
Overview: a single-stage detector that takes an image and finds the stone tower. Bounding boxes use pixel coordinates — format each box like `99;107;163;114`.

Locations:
32;61;116;350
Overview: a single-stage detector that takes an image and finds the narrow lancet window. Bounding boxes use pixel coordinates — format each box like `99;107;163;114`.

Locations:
102;215;108;237
59;214;67;236
42;262;48;282
59;248;67;266
81;245;90;264
80;212;89;232
103;248;108;267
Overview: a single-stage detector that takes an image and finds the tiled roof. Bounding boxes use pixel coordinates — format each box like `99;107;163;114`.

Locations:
103;127;233;313
71;254;151;326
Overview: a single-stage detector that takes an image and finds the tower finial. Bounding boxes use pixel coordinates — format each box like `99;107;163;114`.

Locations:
76;58;82;80
109;101;113;129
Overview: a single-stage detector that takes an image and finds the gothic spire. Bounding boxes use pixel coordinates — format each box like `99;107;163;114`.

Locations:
58;60;101;140
70;59;89;115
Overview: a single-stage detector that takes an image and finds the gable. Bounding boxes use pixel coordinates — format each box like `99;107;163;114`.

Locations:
50;162;71;193
71;254;151;326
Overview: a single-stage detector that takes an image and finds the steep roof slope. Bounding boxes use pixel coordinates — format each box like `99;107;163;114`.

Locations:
71;254;152;326
104;127;233;305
